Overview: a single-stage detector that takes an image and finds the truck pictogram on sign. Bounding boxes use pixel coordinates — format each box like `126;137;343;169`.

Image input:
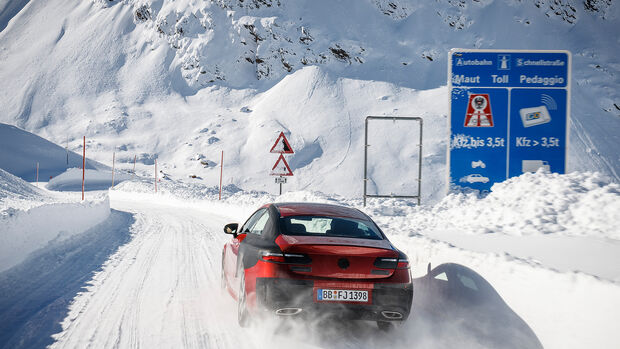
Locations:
464;94;494;127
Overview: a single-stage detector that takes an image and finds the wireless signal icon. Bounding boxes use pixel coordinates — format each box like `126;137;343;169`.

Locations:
541;94;557;110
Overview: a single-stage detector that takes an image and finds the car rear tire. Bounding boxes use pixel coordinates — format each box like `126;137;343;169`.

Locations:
238;269;251;328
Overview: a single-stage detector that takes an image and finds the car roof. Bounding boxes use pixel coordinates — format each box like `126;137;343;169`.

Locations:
272;202;369;220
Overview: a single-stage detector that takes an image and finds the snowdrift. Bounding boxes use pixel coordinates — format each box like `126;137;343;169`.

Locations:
0;169;112;272
397;170;620;239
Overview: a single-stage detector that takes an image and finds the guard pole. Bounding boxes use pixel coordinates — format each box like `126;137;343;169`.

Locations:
111;151;115;187
219;151;223;200
154;158;158;193
132;155;136;179
82;136;85;200
279;177;282;195
36;162;39;187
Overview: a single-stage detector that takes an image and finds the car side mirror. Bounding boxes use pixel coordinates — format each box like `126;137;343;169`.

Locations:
224;223;239;237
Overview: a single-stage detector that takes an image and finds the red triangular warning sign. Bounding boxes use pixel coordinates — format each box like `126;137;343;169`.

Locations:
270;154;293;176
270;132;294;154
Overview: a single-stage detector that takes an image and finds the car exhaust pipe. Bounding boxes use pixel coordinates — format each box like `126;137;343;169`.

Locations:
275;308;303;316
381;311;403;320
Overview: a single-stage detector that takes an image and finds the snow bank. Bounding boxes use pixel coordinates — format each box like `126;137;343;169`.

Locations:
113;171;620;241
0;169;60;217
396;171;620;239
1;168;112;272
0;197;111;272
110;179;259;220
46;168;131;191
0;168;42;199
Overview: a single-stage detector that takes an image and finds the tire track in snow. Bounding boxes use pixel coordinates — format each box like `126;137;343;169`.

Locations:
49;200;242;349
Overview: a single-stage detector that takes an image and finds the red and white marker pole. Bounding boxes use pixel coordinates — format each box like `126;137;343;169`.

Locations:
219;150;223;200
82;136;85;201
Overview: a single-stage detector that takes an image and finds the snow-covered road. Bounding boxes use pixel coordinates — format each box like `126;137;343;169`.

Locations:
48;196;433;349
44;195;485;349
50;198;241;348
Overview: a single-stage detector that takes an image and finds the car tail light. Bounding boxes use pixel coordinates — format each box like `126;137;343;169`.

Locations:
397;259;409;269
373;257;398;269
261;251;311;264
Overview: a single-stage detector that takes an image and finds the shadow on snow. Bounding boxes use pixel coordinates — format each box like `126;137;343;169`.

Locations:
270;263;542;349
0;209;134;349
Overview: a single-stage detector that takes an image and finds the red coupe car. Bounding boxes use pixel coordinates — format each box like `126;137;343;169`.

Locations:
220;202;413;329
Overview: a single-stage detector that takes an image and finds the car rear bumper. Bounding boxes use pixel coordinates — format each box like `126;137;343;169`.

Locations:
255;277;413;321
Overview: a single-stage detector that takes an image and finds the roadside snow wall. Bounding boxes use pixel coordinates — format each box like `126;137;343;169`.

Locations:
0;197;111;272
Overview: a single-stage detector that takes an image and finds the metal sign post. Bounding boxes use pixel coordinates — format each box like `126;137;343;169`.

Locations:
448;49;571;192
275;176;287;195
363;116;423;206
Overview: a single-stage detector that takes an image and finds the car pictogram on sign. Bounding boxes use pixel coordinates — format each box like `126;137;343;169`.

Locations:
459;174;490;184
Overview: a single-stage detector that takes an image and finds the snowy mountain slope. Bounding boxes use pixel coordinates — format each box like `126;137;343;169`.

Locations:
0;0;618;200
0;123;108;181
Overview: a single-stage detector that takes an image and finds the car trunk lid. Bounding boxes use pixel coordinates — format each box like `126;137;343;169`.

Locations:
276;235;398;279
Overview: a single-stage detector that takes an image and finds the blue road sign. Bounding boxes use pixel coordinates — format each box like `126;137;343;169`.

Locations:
448;49;571;192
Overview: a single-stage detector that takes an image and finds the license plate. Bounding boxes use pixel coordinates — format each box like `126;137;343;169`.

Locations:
317;289;369;302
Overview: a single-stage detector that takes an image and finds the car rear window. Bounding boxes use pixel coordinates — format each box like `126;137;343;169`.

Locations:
280;216;383;240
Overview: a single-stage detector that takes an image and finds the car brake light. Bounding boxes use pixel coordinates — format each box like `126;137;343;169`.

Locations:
260;251;311;264
397;259;409;269
373;257;398;269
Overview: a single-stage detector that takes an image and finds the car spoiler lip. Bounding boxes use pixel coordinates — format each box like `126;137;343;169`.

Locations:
276;234;394;250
